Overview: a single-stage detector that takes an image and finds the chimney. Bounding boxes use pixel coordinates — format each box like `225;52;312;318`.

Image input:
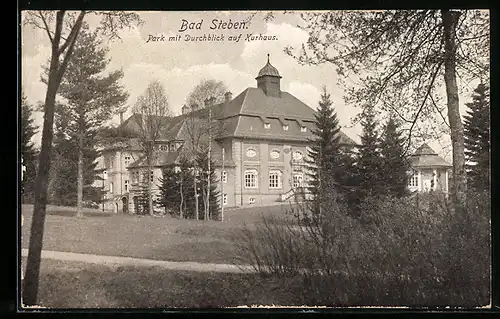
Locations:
224;91;232;103
181;104;189;115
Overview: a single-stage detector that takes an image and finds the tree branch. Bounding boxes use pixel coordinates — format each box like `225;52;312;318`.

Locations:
38;11;54;44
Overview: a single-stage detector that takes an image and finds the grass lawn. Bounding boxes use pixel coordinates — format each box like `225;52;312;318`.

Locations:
21;203;296;265
21;258;303;308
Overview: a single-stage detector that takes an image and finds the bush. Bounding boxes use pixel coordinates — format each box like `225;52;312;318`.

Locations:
235;191;491;306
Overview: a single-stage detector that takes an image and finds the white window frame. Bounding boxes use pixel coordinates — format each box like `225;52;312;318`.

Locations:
150;170;154;182
223;193;228;205
221;170;228;183
269;170;282;189
124;156;131;165
293;173;303;188
264;123;271;129
244;169;258;188
409;172;419;187
300;126;307;132
110;182;114;194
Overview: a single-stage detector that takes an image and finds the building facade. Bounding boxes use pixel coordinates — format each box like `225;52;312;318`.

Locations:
407;143;452;194
96;57;451;214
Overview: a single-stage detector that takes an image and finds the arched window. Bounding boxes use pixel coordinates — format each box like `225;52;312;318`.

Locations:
244;169;258;188
269;170;282;189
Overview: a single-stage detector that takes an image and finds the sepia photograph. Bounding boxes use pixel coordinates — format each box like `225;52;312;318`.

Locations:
19;10;491;309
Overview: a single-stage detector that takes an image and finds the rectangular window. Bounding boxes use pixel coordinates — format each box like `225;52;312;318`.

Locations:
301;126;307;132
264;123;271;129
125;180;129;192
103;171;108;180
409;172;419;187
249;197;255;204
221;171;228;183
269;170;281;189
169;144;176;152
160;145;168;152
223;193;227;205
283;125;289;131
110;182;114;194
150;170;154;182
124;156;131;166
109;158;113;169
244;169;258;188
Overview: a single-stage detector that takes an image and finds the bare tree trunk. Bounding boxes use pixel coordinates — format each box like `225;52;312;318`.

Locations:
148;162;154;216
23;55;61;306
194;166;199;220
179;175;184;219
76;131;84;218
442;9;467;209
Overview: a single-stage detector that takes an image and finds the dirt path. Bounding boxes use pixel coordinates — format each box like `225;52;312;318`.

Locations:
20;249;254;274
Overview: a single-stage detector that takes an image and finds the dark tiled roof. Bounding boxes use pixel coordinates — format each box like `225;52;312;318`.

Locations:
221;88;318;121
409;144;452;168
413;143;438;156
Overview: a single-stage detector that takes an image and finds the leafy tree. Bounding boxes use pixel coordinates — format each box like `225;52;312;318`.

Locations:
356;104;383;199
21;92;38;203
50;24;128;217
22;10;142;305
379;117;410;198
283;10;489;210
132;81;172;216
186;79;228;109
464;83;490;192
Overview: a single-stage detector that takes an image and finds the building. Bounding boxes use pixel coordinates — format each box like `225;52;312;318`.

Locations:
97;56;354;213
96;57;451;214
407;143;452;194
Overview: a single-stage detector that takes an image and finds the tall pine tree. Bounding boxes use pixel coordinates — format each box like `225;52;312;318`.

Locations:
305;86;350;216
21;92;38;203
47;23;128;216
379;117;410;198
464;83;490;192
356;104;383;199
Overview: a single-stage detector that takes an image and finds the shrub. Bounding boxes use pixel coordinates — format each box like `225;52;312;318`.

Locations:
235;191;491;306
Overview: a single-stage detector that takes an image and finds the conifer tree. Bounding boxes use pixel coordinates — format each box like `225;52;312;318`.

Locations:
21;92;38;202
464;83;490;192
379;117;410;198
158;166;181;216
356;104;383;199
49;24;128;217
305;86;347;215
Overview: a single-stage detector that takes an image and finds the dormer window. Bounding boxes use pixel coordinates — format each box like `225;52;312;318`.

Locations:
283;125;289;131
264;123;271;129
301;126;307;132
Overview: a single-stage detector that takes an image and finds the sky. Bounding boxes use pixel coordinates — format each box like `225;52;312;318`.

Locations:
20;11;486;162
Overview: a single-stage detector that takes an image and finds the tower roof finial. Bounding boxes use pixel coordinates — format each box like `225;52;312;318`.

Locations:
267;53;270;63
